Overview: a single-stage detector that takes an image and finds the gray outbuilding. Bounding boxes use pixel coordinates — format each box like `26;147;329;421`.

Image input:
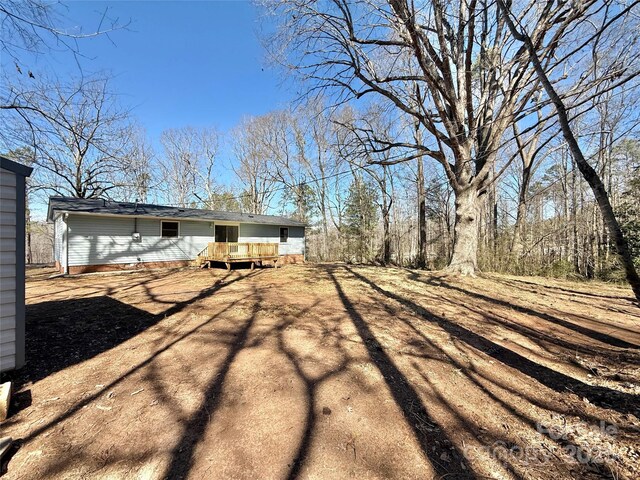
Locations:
0;157;33;372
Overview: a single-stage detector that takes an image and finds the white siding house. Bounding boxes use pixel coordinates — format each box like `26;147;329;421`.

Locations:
65;215;213;267
239;223;305;256
48;197;306;273
0;157;32;372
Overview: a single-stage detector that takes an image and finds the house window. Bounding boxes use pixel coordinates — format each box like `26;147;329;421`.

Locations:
161;221;179;238
280;227;289;243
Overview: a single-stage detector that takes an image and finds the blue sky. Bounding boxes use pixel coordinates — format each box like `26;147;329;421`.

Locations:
42;0;293;147
3;0;299;218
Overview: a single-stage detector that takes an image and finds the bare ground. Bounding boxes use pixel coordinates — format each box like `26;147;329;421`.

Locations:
1;264;639;479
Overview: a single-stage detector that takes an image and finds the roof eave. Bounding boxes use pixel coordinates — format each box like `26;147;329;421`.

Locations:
0;156;33;177
47;208;307;227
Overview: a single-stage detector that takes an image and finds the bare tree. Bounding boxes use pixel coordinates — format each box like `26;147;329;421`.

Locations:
232;116;278;214
266;0;640;276
284;100;349;259
1;0;128;125
413;123;427;268
510;110;554;259
298;100;340;259
158;126;220;207
266;0;566;274
335;105;398;264
0;0;124;64
194;127;220;207
497;0;640;300
3;75;134;199
252;110;310;218
120;126;154;203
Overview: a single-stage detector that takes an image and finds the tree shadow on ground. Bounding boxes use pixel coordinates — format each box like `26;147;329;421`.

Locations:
18;297;158;385
8;271;258;446
5;270;254;389
162;284;263;479
344;267;639;418
497;276;636;302
412;271;639;350
162;266;474;479
10;265;638;479
487;276;640;324
160;287;360;480
326;266;473;479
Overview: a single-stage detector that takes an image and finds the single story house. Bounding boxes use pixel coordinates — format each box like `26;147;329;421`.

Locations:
1;156;33;372
48;197;306;274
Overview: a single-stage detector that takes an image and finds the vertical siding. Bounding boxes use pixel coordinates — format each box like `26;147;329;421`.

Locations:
67;215;214;266
239;224;305;256
53;214;66;268
0;168;17;371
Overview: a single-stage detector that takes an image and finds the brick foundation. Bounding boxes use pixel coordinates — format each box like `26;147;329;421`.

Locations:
278;254;305;265
65;254;304;274
67;260;192;275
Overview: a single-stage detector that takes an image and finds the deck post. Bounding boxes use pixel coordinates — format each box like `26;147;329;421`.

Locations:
225;262;231;271
250;261;255;271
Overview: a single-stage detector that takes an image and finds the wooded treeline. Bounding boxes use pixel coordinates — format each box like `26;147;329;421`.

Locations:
1;0;640;289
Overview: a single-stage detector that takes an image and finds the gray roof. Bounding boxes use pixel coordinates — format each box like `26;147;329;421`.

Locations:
47;197;306;227
0;156;33;177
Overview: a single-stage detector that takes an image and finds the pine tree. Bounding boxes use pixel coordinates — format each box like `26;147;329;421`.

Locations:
343;177;378;263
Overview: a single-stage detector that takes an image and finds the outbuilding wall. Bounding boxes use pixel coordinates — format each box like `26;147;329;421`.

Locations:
0;164;27;371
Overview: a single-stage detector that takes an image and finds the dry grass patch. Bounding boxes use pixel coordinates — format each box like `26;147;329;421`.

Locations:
1;264;638;479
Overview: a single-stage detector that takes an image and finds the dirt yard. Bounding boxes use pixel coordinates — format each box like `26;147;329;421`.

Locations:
1;264;639;479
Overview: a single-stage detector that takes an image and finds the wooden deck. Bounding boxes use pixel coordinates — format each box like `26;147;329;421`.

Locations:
195;242;280;270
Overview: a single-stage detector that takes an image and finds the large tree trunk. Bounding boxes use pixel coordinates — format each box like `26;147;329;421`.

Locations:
572;161;580;274
416;157;427;268
511;122;540;264
321;187;329;261
446;186;480;276
546;71;640;299
511;170;529;258
382;205;391;265
499;2;640;301
492;191;498;260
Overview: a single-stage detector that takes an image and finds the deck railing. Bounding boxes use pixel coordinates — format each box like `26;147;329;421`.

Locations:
198;242;279;261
